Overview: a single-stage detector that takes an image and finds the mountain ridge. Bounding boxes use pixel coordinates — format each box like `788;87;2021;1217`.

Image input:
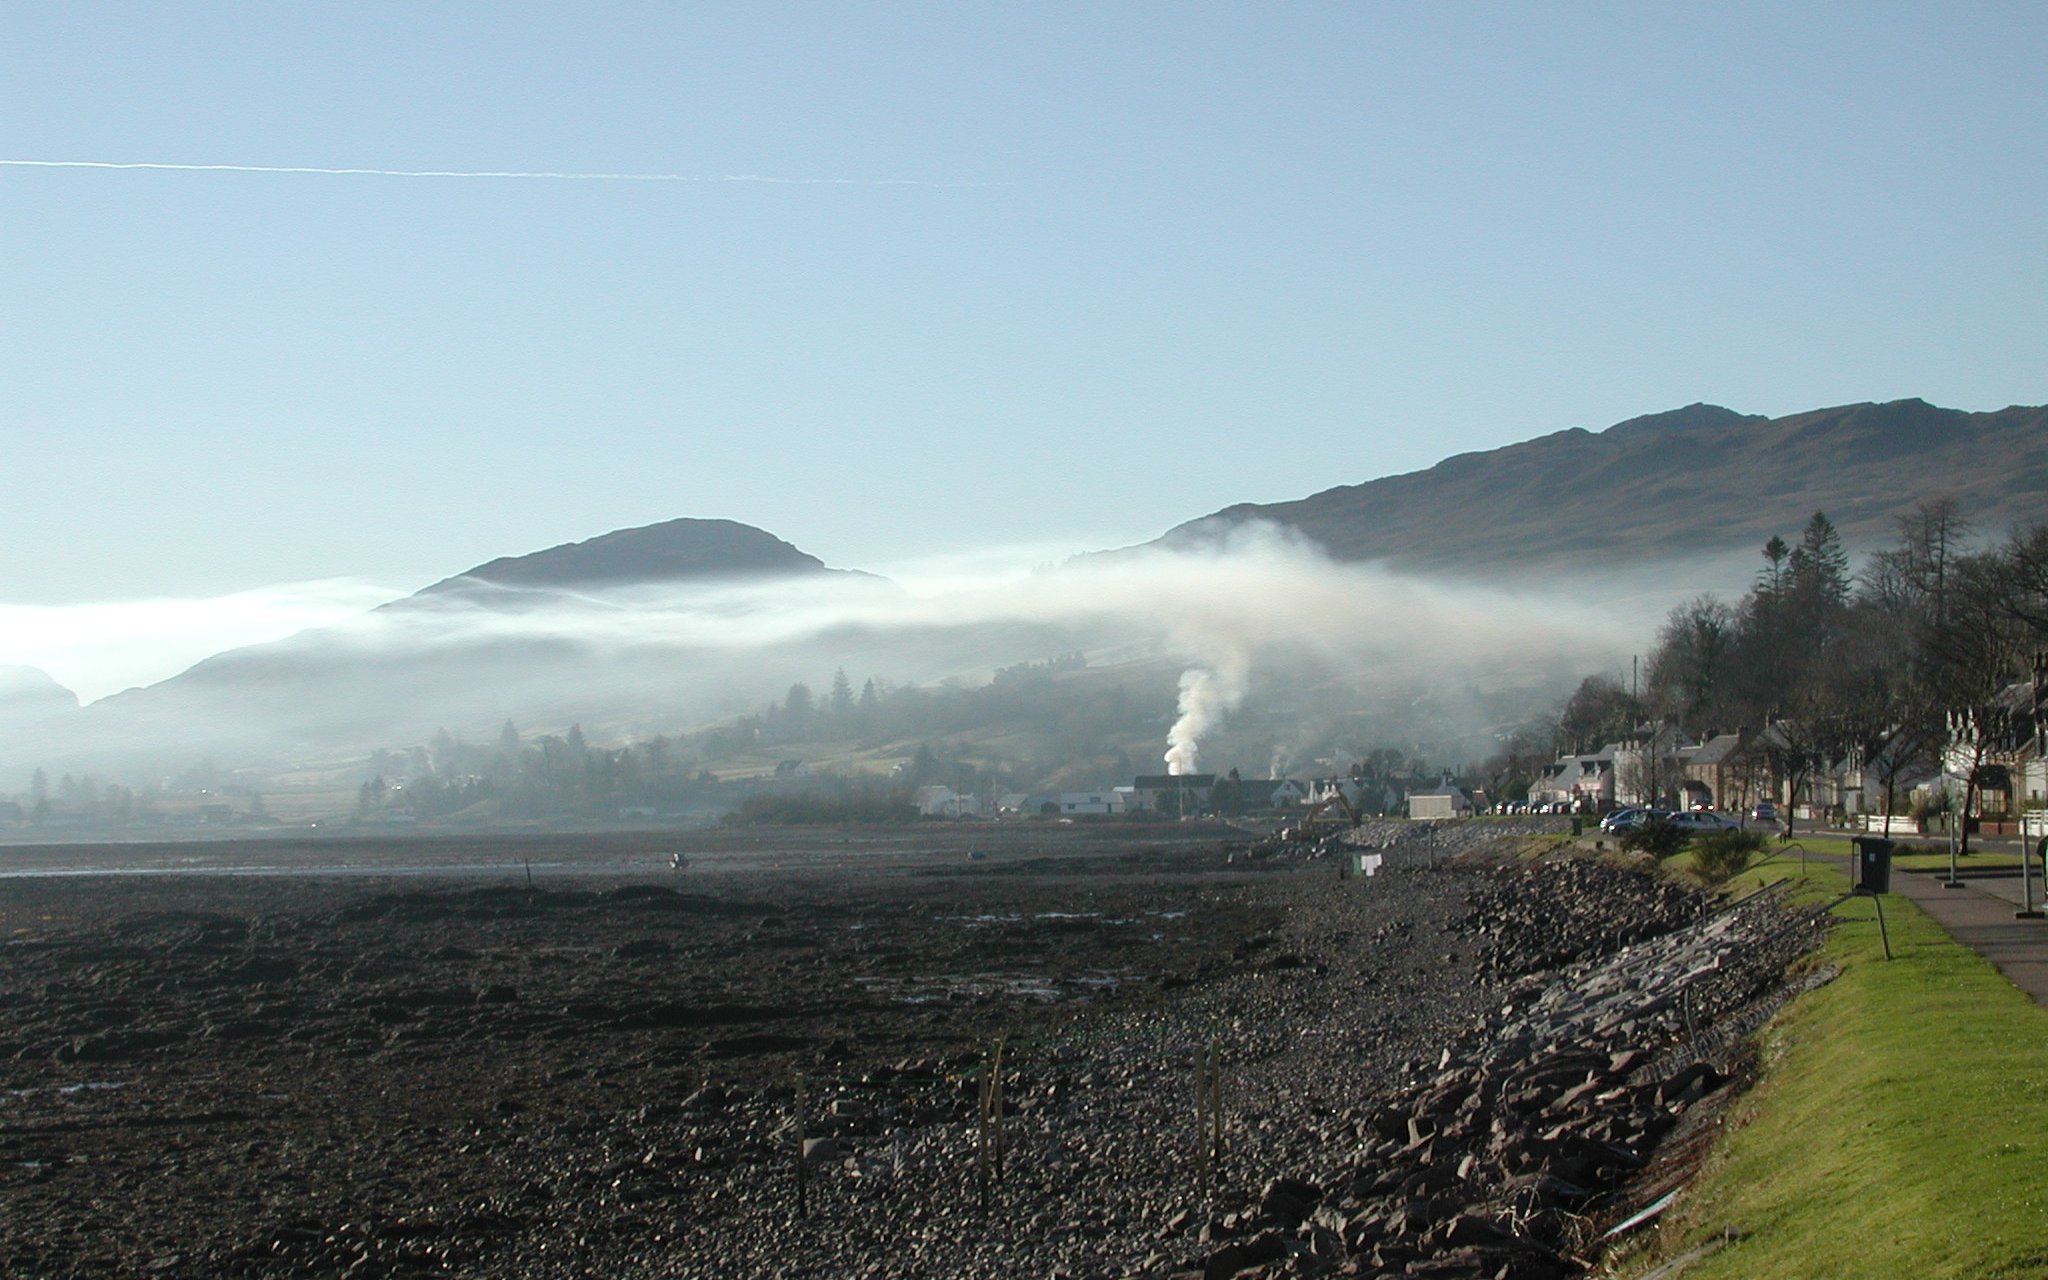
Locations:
15;396;2044;778
1152;398;2047;572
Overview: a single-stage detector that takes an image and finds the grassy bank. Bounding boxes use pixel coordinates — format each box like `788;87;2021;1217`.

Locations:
1615;842;2048;1279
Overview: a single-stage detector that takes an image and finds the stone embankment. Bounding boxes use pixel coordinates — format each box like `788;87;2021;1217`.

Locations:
1174;859;1825;1280
652;855;1824;1279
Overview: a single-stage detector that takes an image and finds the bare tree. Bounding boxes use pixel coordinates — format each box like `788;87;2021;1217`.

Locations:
1644;596;1736;733
1994;522;2048;637
1555;675;1633;755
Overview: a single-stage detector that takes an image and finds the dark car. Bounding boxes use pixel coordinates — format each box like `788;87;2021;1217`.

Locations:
1599;807;1671;833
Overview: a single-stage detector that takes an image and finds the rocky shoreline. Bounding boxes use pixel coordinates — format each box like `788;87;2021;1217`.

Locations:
0;829;1824;1278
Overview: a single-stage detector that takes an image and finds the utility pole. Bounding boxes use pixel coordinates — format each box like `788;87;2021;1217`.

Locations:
1631;656;1649;807
2016;661;2044;918
2020;699;2043;915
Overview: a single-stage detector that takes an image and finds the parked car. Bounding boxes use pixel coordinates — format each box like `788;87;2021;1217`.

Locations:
1669;810;1741;833
1596;808;1639;832
1599;807;1670;833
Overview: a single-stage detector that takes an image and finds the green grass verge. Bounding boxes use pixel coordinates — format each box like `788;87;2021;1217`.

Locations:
1894;850;2027;873
1616;848;2048;1279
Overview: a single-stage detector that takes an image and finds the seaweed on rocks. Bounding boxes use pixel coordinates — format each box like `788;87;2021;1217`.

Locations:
0;833;1826;1279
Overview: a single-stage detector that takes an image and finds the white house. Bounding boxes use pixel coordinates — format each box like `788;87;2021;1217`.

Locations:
1531;749;1615;810
915;786;975;818
1407;783;1473;820
1610;726;1694;808
1305;777;1364;808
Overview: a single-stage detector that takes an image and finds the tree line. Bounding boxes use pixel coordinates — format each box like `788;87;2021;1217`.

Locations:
354;667;1119;823
1530;500;2044;840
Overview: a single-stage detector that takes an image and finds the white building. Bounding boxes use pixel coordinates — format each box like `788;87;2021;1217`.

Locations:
1406;783;1473;820
1305;777;1364;808
915;786;977;818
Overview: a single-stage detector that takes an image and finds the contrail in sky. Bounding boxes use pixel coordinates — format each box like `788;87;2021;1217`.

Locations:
0;159;996;187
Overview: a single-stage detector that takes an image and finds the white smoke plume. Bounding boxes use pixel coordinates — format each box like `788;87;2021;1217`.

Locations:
1164;656;1249;775
1268;745;1295;781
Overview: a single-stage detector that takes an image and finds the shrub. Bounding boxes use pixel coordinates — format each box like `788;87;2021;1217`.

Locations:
1693;828;1768;880
1619;816;1686;860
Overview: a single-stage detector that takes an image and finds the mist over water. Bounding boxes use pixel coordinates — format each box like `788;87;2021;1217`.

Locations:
0;579;409;703
4;524;1674;778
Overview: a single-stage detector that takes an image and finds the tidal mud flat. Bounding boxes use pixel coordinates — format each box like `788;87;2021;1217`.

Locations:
0;826;1822;1279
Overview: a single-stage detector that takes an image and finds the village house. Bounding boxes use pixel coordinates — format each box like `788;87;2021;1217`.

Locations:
1055;791;1124;816
1806;746;1880;821
1941;661;2046;835
1662;718;1945;826
1406;780;1473;819
1130;774;1216;814
1305;776;1364;809
1211;776;1306;813
1313;770;1425;815
1676;732;1748;812
2023;749;2048;842
1609;725;1695;808
914;785;975;818
917;782;970;815
1530;747;1615;811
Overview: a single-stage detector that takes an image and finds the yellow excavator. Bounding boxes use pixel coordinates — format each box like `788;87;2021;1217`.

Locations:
1281;791;1363;842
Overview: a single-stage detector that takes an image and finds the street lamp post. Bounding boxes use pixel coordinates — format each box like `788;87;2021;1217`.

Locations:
1946;775;1965;889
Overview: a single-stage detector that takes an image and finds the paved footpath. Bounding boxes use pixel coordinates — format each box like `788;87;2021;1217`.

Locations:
1887;866;2048;1006
1779;828;2048;1006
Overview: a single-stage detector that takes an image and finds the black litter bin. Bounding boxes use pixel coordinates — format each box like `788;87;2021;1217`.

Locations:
1852;836;1894;894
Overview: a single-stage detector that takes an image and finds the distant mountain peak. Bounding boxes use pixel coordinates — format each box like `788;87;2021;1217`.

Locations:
0;664;80;721
1600;403;1762;440
417;517;835;599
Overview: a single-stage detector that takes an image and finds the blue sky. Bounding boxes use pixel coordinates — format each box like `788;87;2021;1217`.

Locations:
3;3;2044;630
